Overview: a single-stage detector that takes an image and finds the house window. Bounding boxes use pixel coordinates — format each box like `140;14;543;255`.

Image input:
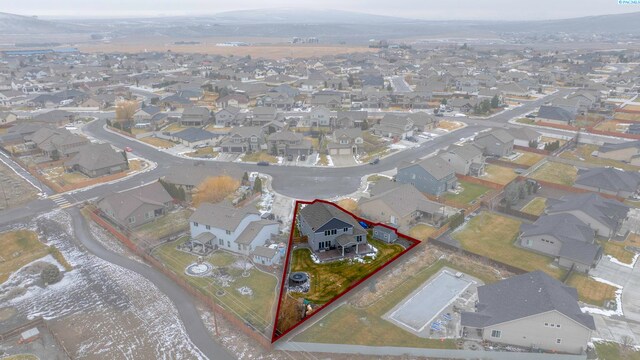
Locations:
544;323;548;327
227;241;230;247
226;230;232;235
343;227;348;232
193;222;198;227
331;229;337;235
238;244;241;250
556;324;560;328
206;225;211;230
556;338;562;344
491;330;501;338
324;230;330;236
219;239;224;246
128;216;136;224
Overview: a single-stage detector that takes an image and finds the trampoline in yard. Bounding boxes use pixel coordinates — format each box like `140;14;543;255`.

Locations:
389;271;473;333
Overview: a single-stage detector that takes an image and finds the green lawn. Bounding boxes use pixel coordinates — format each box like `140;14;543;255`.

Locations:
520;197;547;216
134;209;193;241
595;341;640;360
529;162;578;186
289;238;404;304
443;180;491;204
152;238;278;331
452;212;565;278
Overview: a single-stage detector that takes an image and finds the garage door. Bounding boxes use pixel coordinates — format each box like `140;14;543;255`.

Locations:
329;148;338;155
338;148;351;155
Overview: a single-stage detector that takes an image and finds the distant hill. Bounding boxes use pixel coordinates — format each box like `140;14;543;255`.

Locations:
478;11;640;34
0;12;86;35
207;8;417;24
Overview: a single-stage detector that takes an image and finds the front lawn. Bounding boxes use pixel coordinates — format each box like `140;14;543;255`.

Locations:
241;151;277;163
529;162;578;186
152;239;278;332
443;180;491;204
520;197;547;216
566;273;618;307
184;146;219;158
452;212;564;278
482;164;517;185
289;238;405;304
140;137;176;148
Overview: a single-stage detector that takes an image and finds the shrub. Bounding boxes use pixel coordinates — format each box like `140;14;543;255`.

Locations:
41;263;62;285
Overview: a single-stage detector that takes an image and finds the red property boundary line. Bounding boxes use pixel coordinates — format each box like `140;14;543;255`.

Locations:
271;198;422;343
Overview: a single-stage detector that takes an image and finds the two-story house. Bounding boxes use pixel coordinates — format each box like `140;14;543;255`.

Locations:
371;114;414;140
189;202;279;256
438;143;485;176
396;156;457;196
219;126;264;153
297;201;368;257
306;106;332;128
267;130;313;157
474;129;515;157
180;106;211;126
327;128;363;156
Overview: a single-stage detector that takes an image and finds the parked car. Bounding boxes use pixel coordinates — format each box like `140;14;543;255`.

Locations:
300;154;307;161
369;158;380;165
257;161;270;166
287;154;293;161
124;146;133;152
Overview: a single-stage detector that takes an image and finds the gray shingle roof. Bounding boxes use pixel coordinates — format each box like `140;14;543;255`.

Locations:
190;202;259;231
97;181;172;223
299;201;365;234
235;219;278;245
598;140;640;153
546;193;630;231
461;271;595;330
537;105;577;122
172;127;216;143
442;143;483;161
400;156;455;181
575;167;640;194
475;128;514;144
359;184;443;218
64;143;126;171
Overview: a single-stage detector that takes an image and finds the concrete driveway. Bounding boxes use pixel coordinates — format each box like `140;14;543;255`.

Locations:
330;154;358;167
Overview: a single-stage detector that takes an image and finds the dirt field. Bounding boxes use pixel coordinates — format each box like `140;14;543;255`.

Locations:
0;162;39;210
76;37;377;59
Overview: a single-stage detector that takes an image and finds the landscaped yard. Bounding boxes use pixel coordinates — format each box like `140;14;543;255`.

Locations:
408;224;437;241
0;230;71;284
241;151;277;163
443;180;491;205
140;136;176;148
152;238;278;332
509;151;545;167
528;162;578;186
482;164;517;185
566;273;618;307
520;197;547;216
133;208;193;241
595;341;640;360
560;144;640;171
289;238;405;304
452;212;565;278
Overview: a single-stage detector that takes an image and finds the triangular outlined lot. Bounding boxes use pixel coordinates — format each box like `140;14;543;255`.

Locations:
271;199;421;343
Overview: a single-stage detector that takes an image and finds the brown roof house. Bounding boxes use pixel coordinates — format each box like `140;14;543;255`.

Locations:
96;181;174;228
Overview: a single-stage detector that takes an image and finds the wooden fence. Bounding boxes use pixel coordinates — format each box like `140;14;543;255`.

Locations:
486;158;529;170
86;207;274;350
457;174;505;191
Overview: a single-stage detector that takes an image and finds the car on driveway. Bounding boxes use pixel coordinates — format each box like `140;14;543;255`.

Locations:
257;161;270;166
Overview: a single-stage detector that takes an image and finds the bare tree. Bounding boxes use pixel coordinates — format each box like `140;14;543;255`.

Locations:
115;100;138;122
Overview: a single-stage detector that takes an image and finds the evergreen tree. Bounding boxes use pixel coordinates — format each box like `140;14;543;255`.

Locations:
242;172;250;186
253;177;263;194
491;94;500;108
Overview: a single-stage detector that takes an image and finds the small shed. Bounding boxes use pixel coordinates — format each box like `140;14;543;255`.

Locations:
372;225;398;243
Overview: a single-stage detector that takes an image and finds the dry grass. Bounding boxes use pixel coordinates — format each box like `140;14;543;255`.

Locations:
520;197;547;216
241;151;277;163
614;112;640;122
437;120;465;131
540;136;567;147
77;37;377;59
560;144;640;171
185;147;219;158
482;164;517;185
140;137;176;148
529;162;578;186
510;151;545;167
408;224;437;241
566;273;618;306
594;120;629;133
600;233;640;264
318;154;329;166
162;123;188;133
623;104;640;111
452;212;565;278
336;198;358;213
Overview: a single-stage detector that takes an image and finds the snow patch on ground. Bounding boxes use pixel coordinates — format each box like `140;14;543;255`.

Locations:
326;155;334;167
606;254;639;269
581;277;623;317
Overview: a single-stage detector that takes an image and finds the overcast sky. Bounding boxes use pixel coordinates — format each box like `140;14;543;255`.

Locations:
5;0;640;21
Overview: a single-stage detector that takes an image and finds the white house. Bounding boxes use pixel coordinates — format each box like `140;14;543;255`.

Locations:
189;203;279;256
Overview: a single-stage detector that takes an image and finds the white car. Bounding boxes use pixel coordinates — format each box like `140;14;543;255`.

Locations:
454;113;467;117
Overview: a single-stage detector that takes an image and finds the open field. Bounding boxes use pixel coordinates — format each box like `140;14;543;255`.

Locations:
528;162;578;186
444;180;491;204
77;37;378;59
0;162;39;210
520;197;547;216
482;164;517;185
0;230;70;284
152;237;278;331
510;151;545;167
560;144;640;171
241;151;277;163
140;137;176;148
408;224;438;241
289;238;405;304
595;341;640;360
566;273;618;306
452;212;564;278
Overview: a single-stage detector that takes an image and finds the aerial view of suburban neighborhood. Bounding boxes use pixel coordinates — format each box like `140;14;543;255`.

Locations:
1;1;640;359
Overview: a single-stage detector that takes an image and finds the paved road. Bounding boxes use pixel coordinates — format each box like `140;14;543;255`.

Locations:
68;207;235;360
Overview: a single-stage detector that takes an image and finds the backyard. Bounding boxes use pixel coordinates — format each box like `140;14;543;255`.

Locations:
133;208;193;242
482;164;517;185
152;237;278;332
408;224;438;241
528;162;578;186
509;151;545;167
443;180;491;205
452;212;565;278
566;273;618;307
288;238;405;304
560;144;640;171
520;197;547;216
